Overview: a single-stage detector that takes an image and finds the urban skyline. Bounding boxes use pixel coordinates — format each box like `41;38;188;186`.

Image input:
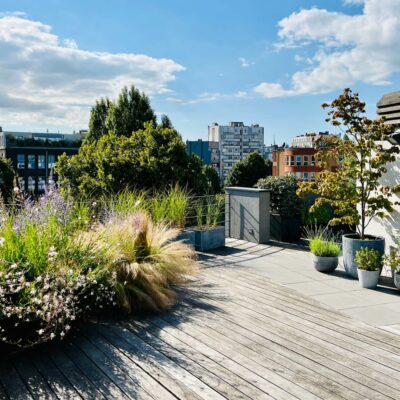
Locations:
0;1;399;144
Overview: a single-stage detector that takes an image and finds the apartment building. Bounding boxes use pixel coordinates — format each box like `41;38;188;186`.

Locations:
208;122;264;183
272;132;337;181
0;128;84;193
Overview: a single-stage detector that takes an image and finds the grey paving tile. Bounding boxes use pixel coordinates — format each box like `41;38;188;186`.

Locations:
341;304;400;327
285;281;342;296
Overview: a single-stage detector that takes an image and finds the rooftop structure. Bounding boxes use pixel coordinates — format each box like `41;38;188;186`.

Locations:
377;91;400;128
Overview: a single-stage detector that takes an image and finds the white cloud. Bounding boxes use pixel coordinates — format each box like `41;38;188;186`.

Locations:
239;57;255;68
342;0;365;5
0;15;185;130
166;90;249;105
255;0;400;98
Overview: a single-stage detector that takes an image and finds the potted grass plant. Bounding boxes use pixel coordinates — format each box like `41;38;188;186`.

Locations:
192;194;225;251
304;225;340;272
355;247;382;289
298;89;399;278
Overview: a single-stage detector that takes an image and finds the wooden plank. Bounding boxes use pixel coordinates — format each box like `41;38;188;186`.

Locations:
122;320;264;400
60;341;127;400
205;269;400;381
73;336;151;400
98;324;206;400
135;315;314;400
0;362;34;400
47;344;105;400
176;289;395;400
32;353;81;399
13;354;56;400
83;329;176;400
218;267;400;352
93;325;226;400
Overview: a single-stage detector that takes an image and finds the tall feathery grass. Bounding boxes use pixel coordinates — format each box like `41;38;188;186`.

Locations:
84;212;197;313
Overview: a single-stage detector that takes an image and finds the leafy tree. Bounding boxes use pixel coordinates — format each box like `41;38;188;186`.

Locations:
56;123;217;197
85;98;111;144
298;88;399;239
0;158;15;201
160;114;173;129
203;165;220;194
84;86;156;144
225;152;271;187
106;85;156;137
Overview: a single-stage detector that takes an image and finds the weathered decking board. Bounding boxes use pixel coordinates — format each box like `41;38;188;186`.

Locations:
1;258;400;399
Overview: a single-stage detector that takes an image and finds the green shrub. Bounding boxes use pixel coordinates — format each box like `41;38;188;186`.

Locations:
355;248;382;271
257;176;301;218
309;238;340;257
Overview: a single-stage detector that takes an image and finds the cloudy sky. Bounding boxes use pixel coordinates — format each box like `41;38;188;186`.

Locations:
0;0;399;144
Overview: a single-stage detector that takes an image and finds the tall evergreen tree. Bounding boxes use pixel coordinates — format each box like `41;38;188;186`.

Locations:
85;98;111;144
106;85;156;136
160;114;173;129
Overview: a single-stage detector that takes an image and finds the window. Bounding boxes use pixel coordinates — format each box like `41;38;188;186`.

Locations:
38;155;45;169
290;156;295;166
18;177;25;190
296;156;302;166
17;154;25;169
27;155;35;169
303;155;309;166
311;156;316;166
27;176;35;192
310;172;316;181
48;155;56;169
295;172;302;179
303;172;309;180
38;176;45;191
286;156;290;166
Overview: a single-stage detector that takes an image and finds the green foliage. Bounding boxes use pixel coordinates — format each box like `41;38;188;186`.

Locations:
309;238;340;257
194;194;224;228
301;195;333;225
225;152;271;187
384;235;400;273
0;158;15;202
56;124;216;197
355;247;382;271
84;86;156;144
298;88;399;239
257;175;301;218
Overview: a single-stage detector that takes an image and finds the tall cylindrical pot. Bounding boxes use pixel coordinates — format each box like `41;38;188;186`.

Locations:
342;234;385;279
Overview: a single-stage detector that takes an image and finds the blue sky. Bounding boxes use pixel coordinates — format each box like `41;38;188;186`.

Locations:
0;0;399;145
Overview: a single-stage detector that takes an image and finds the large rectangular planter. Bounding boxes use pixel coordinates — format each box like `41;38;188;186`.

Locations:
270;213;301;243
175;230;196;247
194;226;225;251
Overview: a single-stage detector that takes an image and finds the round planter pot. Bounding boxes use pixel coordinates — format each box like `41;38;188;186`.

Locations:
342;234;385;279
312;254;338;273
393;271;400;290
357;268;380;289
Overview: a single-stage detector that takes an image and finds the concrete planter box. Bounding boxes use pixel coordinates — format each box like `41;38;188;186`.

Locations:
312;254;338;273
194;226;225;251
342;234;385;279
357;268;380;289
175;230;195;247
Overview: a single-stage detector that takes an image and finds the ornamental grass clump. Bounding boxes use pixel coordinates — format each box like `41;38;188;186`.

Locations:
309;238;340;257
90;212;197;313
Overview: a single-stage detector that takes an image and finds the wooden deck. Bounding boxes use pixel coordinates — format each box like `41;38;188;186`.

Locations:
1;254;400;399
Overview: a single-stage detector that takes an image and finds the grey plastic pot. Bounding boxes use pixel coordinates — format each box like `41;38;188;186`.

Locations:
312;254;338;273
342;234;385;279
357;268;380;289
393;271;400;290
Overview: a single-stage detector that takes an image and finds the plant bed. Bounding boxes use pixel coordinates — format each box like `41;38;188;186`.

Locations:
343;234;384;279
193;226;225;251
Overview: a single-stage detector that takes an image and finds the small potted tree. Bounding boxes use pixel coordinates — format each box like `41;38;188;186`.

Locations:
257;175;301;242
304;226;340;272
355;248;382;289
192;194;225;251
298;89;399;278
